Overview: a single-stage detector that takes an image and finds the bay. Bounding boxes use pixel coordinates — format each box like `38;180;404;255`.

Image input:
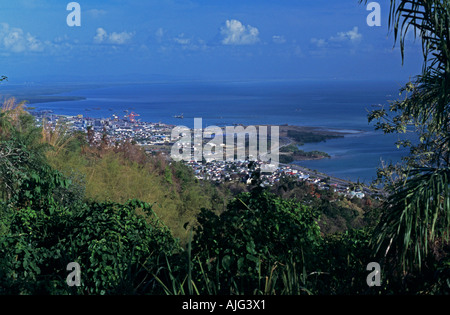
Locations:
27;79;410;183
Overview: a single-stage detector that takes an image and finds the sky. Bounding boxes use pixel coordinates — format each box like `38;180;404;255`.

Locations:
0;0;424;83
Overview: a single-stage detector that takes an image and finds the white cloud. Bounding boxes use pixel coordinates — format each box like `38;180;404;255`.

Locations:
330;27;362;43
53;34;70;43
87;9;107;18
311;27;362;50
109;31;134;44
94;27;134;45
272;35;286;44
173;33;191;45
311;38;327;48
26;33;42;51
294;45;304;57
172;34;207;52
155;27;165;42
94;27;108;43
0;23;44;53
154;29;207;52
221;19;260;45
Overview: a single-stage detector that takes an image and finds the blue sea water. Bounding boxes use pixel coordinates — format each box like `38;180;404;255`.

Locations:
30;80;411;183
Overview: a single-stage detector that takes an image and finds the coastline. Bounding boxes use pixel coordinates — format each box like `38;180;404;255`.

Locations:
277;124;363;163
278;124;361;137
277;128;372;188
31;106;369;189
11;82;385;185
21;95;86;104
0;82;106;105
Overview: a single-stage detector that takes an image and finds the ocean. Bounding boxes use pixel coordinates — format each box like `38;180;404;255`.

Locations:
24;79;411;183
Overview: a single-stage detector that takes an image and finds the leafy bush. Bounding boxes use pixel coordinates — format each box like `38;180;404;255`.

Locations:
0;198;179;295
0;138;180;294
314;228;380;294
192;189;322;294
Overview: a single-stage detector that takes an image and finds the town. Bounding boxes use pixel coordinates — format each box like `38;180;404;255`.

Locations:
31;110;372;200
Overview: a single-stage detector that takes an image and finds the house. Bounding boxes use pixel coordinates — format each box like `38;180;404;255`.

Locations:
349;191;365;199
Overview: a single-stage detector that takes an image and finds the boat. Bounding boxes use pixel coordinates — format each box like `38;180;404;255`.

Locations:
174;113;184;119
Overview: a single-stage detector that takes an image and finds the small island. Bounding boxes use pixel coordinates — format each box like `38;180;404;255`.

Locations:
278;125;349;162
279;144;330;163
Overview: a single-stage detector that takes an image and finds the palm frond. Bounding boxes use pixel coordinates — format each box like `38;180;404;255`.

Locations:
374;167;450;271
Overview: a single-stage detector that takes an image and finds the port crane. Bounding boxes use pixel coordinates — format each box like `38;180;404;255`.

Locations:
126;111;140;123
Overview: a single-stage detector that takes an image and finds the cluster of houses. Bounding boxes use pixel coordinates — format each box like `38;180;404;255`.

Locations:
187;160;312;186
31;110;367;200
32;111;174;146
185;159;366;199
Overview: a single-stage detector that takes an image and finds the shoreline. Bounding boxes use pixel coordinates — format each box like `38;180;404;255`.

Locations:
277;124;362;163
29;107;363;168
278;124;362;137
21;96;86;104
21;86;373;186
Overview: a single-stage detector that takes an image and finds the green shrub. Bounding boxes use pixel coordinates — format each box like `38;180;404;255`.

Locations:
192;189;322;294
0;198;179;295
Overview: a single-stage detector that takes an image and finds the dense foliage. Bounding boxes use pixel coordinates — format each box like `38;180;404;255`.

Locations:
0;107;180;294
1;0;450;295
360;0;450;283
0;94;448;294
192;189;321;294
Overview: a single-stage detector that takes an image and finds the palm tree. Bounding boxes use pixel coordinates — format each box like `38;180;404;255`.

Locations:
360;0;450;273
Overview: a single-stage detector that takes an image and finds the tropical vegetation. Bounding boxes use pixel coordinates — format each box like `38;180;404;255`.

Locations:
0;0;449;295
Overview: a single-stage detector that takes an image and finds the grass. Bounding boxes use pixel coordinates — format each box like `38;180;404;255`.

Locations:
151;234;322;296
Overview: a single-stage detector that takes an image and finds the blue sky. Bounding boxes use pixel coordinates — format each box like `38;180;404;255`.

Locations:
0;0;424;83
